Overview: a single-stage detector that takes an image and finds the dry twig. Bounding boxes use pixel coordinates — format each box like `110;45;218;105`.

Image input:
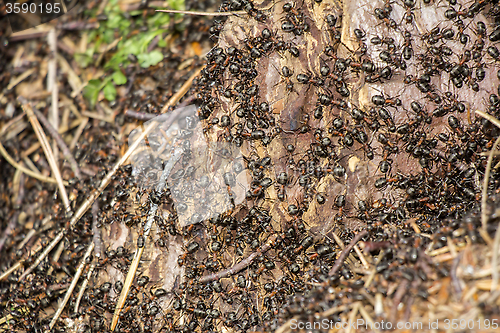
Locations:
199;233;281;283
74;259;96;314
160;66;205;113
328;230;368;276
47;28;59;141
92;201;102;258
476;110;500;129
124;110;156;120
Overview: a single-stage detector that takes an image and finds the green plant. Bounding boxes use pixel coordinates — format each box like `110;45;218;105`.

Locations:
81;0;184;108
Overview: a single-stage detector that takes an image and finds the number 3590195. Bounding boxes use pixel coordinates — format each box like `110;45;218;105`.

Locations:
6;2;61;14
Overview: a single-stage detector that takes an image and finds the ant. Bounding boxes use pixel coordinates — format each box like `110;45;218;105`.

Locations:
296;71;325;88
402;30;413;60
281;1;310;36
399;0;417;24
371;93;402;107
333;194;346;219
366;66;393;83
319;61;345;87
275;38;300;57
372;4;398;29
272;64;296;94
276;169;293;202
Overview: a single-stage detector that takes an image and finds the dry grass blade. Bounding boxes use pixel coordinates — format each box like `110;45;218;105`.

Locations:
481;136;500;229
155;9;246;16
20;98;72;212
0;141;66;185
111;148;182;330
6;68;36;91
21;118;84;158
18;231;64;281
492;219;500;291
0;313;14;329
347;302;361;333
69;117;89;150
0;261;23;282
160;66;205;113
32;108;82;179
92;201;103;258
476;110;500;129
358;304;380;333
74;259;96;314
354;244;370;270
110;245;145;331
48;242;94;330
47;28;59;129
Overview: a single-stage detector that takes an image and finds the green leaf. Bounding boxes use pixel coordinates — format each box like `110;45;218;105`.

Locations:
83;79;102;109
105;53;128;71
107;12;123;29
103;29;115;44
168;0;185;10
158;38;166;47
103;82;117;101
135;30;164;54
74;49;94;68
74;53;92;68
129;10;143;16
112;71;127;85
147;12;170;28
137;50;164;68
119;19;131;32
122;37;141;55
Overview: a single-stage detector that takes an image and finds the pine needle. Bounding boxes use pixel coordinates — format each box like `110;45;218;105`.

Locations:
156;9;246;16
48;242;94;330
20;98;72;212
110;246;145;331
0;141;65;185
476;110;500;129
74;259;96;314
110;148;183;331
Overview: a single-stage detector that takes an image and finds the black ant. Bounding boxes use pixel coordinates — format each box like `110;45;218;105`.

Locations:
400;0;416;24
281;1;310;36
272;64;296;94
295;71;327;95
